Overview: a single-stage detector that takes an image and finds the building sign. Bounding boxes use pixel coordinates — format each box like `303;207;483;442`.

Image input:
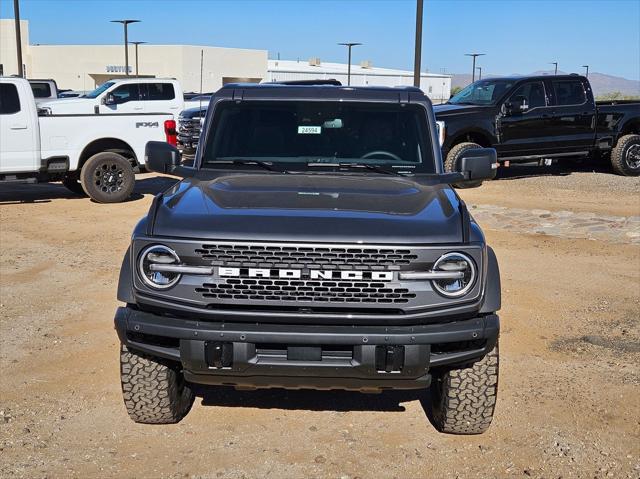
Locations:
106;65;132;73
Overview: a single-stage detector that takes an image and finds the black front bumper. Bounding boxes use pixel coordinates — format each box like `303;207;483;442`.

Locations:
114;307;499;391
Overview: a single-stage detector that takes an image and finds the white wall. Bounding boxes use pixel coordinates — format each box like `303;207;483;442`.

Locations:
0;19;30;77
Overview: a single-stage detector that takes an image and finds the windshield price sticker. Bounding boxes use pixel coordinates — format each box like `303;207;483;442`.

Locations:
298;126;322;134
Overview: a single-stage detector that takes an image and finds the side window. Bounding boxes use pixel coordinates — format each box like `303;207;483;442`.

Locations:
146;83;175;101
30;83;52;98
111;84;141;103
552;80;586;106
507;81;547;109
0;83;21;114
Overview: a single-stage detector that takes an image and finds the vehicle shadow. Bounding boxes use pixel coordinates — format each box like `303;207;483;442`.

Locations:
494;159;612;180
196;384;437;417
0;175;178;205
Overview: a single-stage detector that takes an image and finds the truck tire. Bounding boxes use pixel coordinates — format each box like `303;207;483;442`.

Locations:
444;142;484;188
120;345;194;424
610;134;640;176
61;176;86;196
80;152;135;203
430;342;499;434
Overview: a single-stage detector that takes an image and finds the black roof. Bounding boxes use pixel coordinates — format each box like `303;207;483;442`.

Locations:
474;74;587;82
218;81;428;102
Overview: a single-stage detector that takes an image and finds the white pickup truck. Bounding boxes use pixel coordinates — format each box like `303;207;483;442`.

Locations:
38;77;207;115
0;77;177;203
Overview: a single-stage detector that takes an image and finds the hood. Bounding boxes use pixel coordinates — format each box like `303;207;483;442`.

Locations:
433;103;492;117
179;105;208;118
151;174;464;244
39;97;95;114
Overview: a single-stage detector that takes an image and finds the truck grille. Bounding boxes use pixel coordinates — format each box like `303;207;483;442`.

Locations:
177;116;202;146
196;278;417;304
194;243;418;269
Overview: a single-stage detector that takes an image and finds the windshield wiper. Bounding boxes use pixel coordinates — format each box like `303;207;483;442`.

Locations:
208;159;289;173
307;161;409;177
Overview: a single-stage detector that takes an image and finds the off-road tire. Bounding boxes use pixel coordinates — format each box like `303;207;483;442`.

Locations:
430;342;499;434
444;142;484;188
80;152;135;203
120;345;194;424
610;134;640;176
61;176;86;196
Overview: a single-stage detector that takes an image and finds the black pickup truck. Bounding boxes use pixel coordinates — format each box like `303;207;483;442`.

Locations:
435;74;640;178
115;82;502;434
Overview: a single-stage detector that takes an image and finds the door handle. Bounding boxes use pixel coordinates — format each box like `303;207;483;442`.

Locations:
133;106;143;110
10;124;28;130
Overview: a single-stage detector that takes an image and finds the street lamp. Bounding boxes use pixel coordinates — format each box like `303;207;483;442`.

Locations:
131;41;147;77
465;53;485;82
338;42;362;86
110;19;140;76
13;0;24;77
582;65;589;78
476;66;482;80
549;62;558;75
413;0;424;88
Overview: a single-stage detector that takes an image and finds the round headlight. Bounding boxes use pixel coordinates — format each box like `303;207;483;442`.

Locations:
138;245;181;289
431;252;476;298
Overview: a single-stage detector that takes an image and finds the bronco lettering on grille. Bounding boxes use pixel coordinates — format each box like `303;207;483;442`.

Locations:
218;267;393;281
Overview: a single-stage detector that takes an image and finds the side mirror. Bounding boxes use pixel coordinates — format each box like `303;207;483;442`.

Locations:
457;148;498;185
145;141;193;177
503;96;528;115
103;93;117;106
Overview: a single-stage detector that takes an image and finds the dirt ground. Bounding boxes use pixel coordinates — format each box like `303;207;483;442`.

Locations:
1;166;639;478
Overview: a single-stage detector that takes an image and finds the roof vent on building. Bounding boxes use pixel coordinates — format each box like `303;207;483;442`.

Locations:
308;57;321;67
360;60;373;69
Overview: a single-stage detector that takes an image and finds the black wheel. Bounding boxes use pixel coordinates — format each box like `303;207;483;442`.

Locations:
610;134;640;176
430;342;499;434
80;152;135;203
444;142;485;188
120;345;194;424
61;176;87;196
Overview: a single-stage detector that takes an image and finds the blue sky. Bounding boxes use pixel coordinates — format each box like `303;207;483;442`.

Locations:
2;0;639;80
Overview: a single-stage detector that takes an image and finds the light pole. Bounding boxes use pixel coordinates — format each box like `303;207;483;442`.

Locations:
476;66;482;80
465;53;485;83
413;0;424;87
549;62;558;75
131;41;146;77
582;65;589;78
111;19;140;76
338;42;362;86
13;0;24;77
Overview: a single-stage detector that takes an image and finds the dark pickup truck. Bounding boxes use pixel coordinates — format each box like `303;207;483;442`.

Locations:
115;82;501;434
434;74;640;178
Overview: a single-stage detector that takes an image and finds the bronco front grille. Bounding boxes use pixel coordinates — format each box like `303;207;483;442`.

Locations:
194;244;418;270
196;278;417;304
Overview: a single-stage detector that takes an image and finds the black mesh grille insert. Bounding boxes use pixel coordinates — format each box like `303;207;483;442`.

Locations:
196;278;417;304
194;244;418;269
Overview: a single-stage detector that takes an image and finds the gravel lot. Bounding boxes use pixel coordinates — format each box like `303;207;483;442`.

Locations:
0;167;639;478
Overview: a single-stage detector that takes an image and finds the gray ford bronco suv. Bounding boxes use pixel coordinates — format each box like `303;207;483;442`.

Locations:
115;81;501;434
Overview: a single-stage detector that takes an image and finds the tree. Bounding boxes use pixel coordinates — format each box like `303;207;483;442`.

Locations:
450;86;463;96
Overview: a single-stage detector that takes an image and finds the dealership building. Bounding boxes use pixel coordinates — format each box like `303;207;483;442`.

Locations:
0;19;451;100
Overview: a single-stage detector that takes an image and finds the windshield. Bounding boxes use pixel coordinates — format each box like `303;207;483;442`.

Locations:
449;79;516;105
84;82;115;99
201;101;435;174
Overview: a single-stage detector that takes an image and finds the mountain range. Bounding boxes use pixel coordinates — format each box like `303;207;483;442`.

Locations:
450;70;640;97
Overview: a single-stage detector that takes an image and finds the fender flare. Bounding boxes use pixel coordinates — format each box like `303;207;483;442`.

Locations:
480;246;501;313
117;246;135;304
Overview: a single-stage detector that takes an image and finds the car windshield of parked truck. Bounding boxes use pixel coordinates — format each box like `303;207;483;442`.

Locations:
84;82;115;99
449;80;516;105
202;101;435;173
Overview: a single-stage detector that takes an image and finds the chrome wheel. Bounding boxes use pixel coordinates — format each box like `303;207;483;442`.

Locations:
94;162;125;194
626;144;640;169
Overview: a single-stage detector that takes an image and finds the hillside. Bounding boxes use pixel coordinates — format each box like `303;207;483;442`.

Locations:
450;70;640;97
